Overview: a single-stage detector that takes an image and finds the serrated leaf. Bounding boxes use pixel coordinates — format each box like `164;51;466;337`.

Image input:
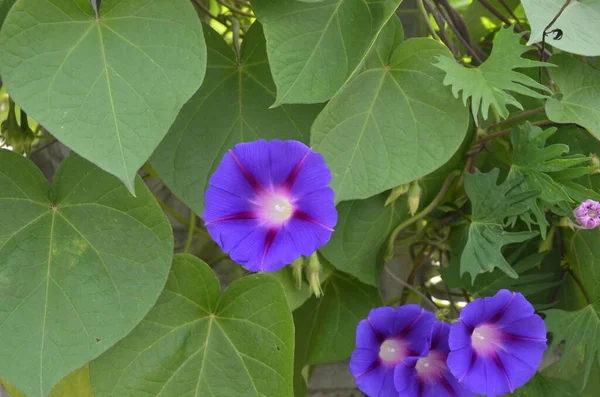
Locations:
507;122;592;238
434;27;551;122
461;169;539;280
0;0;206;192
91;254;294;397
2;365;94;397
0;149;173;397
546;55;600;140
293;271;382;392
509;372;581;397
251;0;402;105
319;192;408;286
311;38;469;202
545;228;600;388
151;23;321;215
523;0;600;56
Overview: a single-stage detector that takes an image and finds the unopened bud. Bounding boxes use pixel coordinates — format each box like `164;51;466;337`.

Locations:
385;184;410;206
291;257;305;290
407;181;421;216
306;252;323;298
590;153;600;174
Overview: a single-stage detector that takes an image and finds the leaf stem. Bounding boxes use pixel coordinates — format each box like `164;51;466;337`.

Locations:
385;170;461;260
151;192;210;239
191;0;229;27
384;266;439;312
183;210;196;253
485;106;545;131
417;0;441;42
217;0;253;18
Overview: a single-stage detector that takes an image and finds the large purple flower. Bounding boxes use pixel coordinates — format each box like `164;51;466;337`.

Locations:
394;322;474;397
349;305;436;396
447;290;547;397
203;140;337;272
574;199;600;229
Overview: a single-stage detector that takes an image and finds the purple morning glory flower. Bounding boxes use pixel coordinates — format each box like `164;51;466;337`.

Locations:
447;290;547;397
203;140;337;272
574;199;600;229
349;305;436;397
395;322;474;397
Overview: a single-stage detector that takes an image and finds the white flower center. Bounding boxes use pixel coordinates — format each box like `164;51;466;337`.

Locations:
379;339;406;365
265;196;293;223
471;324;501;353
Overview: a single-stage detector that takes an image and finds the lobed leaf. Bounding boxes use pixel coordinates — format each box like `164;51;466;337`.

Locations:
434;27;551;122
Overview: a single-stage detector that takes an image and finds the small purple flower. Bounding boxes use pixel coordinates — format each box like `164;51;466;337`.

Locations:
395;322;474;397
574;199;600;229
203;140;337;272
447;290;547;397
349;305;436;397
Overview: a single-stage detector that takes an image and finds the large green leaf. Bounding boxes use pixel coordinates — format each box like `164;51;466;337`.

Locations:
251;0;401;105
151;23;321;215
91;254;294;397
0;150;173;397
507;123;592;238
461;169;539;280
522;0;600;56
546;55;600;140
0;0;206;192
319;192;407;286
2;365;94;397
434;27;550;122
311;38;469;202
545;228;600;387
293;271;382;392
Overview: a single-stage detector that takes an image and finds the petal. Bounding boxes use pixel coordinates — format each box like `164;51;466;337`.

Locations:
267;140;310;187
460;289;513;327
393;363;419;394
285;190;336;257
448;321;471;351
574;206;587;217
230;140;271;189
290;150;332;198
490;291;534;327
423;372;475;397
206;220;258;254
482;354;513;397
228;227;297;272
367;305;428;339
430;322;451;353
208;151;259;199
498;312;546;339
402;311;437;357
447;345;476;384
293;187;337;229
355;365;396;397
495;348;540;391
356;320;382;351
203;186;255;222
583;199;597;208
454;352;488;396
349;348;379;378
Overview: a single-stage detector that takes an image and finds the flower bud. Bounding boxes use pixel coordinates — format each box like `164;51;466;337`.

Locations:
385;184;410;206
291;257;305;290
590;153;600;174
538;225;555;253
407;181;421;216
573;199;600;229
306;252;323;298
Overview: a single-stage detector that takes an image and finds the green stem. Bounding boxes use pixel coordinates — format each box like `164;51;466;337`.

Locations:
385;170;461;260
152;192;210;239
484;106;545;132
417;0;441;42
183;210;196;253
384;266;439;312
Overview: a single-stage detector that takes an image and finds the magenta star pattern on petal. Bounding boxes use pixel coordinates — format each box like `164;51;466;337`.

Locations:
574;199;600;229
394;322;474;397
349;305;436;397
447;289;547;397
202;140;337;272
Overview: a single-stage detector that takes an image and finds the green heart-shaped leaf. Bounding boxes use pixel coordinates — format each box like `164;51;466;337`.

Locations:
0;149;173;397
0;0;206;192
91;254;295;397
151;23;321;215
